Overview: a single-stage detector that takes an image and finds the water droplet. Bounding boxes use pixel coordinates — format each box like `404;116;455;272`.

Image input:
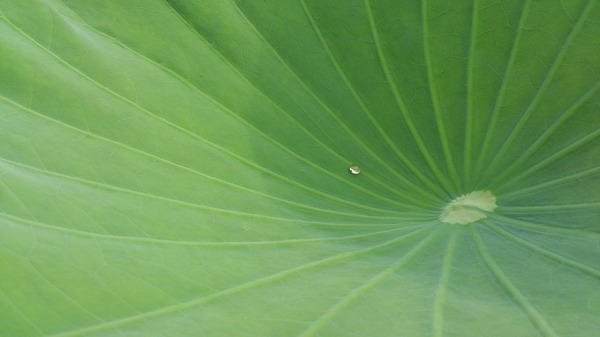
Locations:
349;165;361;175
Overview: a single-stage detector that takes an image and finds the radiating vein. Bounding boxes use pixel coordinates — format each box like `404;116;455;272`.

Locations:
160;0;437;206
0;95;417;218
32;0;437;210
229;0;446;202
501;166;600;199
496;128;600;192
0;156;413;223
490;79;600;186
363;0;451;198
500;202;600;213
472;226;560;337
300;0;455;197
489;213;600;239
464;0;479;189
47;227;433;337
421;0;461;193
474;0;532;179
0;2;596;336
297;229;439;337
432;227;458;337
485;221;600;279
159;0;406;196
0;12;427;215
0;211;433;247
482;0;597;181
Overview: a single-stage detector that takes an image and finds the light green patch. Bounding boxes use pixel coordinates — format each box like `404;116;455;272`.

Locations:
440;191;497;225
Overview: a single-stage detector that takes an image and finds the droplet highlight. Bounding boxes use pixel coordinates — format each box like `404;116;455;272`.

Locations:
349;165;361;175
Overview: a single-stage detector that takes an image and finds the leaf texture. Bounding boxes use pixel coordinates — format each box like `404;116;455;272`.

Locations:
0;0;599;336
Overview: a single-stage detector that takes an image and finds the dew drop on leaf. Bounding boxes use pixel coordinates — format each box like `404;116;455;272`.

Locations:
349;165;361;175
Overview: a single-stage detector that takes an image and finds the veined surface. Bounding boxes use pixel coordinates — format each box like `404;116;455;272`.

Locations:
0;0;599;336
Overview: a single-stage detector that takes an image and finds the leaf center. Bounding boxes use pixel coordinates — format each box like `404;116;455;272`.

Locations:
440;190;497;225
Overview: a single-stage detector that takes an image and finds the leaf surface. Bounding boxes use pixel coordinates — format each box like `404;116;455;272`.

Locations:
1;0;599;336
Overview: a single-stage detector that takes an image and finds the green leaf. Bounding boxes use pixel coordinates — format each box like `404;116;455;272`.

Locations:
1;0;599;336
